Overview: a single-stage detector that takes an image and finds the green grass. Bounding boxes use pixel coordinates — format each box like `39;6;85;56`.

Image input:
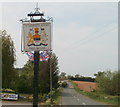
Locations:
52;88;63;104
71;80;120;106
17;88;63;105
44;87;63;105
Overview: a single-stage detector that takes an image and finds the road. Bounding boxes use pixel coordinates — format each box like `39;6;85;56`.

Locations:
1;81;117;107
61;81;107;105
1;101;33;107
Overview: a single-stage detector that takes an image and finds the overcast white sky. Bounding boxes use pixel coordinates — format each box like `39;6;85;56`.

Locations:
1;1;118;77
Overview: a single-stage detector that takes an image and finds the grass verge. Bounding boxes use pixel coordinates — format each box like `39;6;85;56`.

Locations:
44;87;63;105
9;88;63;105
70;80;120;106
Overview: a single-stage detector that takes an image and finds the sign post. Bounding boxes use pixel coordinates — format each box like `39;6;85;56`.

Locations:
20;4;52;107
33;51;39;107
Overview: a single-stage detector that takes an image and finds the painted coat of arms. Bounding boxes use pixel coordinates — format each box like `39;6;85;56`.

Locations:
22;22;52;51
27;27;48;46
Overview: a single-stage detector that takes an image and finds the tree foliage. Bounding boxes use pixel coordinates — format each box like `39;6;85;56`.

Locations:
69;74;95;82
17;53;59;94
17;61;34;93
1;30;59;95
59;72;66;80
1;30;17;89
39;53;59;94
95;70;120;95
67;75;73;80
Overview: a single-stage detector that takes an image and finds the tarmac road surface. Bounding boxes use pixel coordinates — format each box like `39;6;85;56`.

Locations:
61;81;107;106
1;101;33;107
1;81;118;107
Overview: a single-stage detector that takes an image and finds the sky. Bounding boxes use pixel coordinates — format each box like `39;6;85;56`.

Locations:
1;1;118;77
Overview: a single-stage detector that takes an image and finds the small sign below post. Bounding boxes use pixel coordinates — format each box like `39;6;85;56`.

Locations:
22;22;52;51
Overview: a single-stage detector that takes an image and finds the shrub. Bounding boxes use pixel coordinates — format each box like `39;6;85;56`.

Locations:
95;71;120;95
62;81;67;88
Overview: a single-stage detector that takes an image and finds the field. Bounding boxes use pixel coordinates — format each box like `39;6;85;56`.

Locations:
72;81;119;105
73;81;97;92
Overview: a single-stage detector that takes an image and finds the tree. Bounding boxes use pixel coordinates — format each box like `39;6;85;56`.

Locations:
67;75;73;80
59;72;66;80
1;30;17;89
95;70;120;95
17;61;33;93
111;71;120;95
75;74;80;78
94;71;104;77
39;53;59;94
17;53;59;94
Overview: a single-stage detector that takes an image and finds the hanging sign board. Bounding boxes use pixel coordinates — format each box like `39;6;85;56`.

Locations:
22;22;52;51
